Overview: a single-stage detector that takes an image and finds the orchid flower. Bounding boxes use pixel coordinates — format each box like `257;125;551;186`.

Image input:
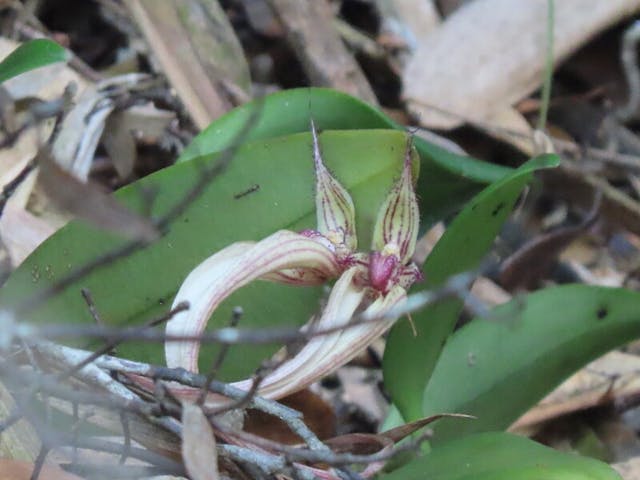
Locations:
159;122;422;407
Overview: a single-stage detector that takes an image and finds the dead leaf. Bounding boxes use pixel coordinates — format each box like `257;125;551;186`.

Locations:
0;381;40;461
102;104;175;179
182;402;219;480
376;0;441;52
0;201;56;267
614;457;640;480
0;459;81;480
404;0;640;129
379;413;475;444
125;0;250;129
322;413;474;454
244;389;335;444
51;74;151;181
266;0;377;104
512;351;640;431
0;39;87;103
499;194;601;290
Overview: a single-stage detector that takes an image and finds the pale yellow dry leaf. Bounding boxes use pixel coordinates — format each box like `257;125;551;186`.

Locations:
404;0;640;129
181;403;219;480
512;351;640;430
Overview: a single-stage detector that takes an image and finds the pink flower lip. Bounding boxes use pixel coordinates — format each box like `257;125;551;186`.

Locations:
368;251;400;293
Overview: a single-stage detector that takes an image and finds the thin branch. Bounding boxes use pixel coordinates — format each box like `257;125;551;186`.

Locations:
56;302;188;381
197;306;243;406
62;347;331;451
21;271;478;346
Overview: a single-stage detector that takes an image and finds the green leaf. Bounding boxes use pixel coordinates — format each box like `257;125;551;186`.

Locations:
178;87;512;226
381;432;620;480
383;155;559;421
422;284;640;443
0;130;415;380
0;39;69;84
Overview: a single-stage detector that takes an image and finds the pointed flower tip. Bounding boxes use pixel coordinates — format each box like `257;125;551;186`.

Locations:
310;119;357;253
402;133;417;182
372;135;420;263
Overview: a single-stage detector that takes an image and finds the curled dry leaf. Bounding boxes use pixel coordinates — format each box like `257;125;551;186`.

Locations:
182;402;219;480
51;73;152;181
404;0;640;129
512;351;640;431
499;193;601;290
317;413;474;478
102;104;175;179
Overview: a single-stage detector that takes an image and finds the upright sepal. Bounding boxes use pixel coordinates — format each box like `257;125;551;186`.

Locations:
311;119;358;254
372;136;419;263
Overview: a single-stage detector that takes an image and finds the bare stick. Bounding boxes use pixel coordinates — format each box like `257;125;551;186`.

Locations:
618;20;640;121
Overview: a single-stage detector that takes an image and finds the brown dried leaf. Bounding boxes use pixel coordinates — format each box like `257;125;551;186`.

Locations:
125;0;250;128
267;0;377;104
0;459;81;480
325;432;391;455
244;389;335;444
102;104;175;179
0;381;40;461
512;351;640;431
499;194;601;290
376;0;441;51
37;150;159;242
101;114;136;180
323;413;474;454
182;402;219;480
379;413;475;444
404;0;640;129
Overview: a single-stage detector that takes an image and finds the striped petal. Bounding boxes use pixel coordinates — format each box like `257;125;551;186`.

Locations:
249;277;407;402
372;136;419;263
158;266;407;408
165;230;340;374
311;119;357;253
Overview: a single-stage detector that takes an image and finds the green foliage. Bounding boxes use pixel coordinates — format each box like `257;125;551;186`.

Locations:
179;87;512;226
0;130;415;379
421;284;640;443
381;432;621;480
383;155;558;421
0;87;629;478
0;39;69;84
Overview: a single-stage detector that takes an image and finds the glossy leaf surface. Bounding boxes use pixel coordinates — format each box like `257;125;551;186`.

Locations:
0;130;413;380
179;88;512;226
381;432;620;480
0;39;69;83
422;285;640;443
383;155;559;421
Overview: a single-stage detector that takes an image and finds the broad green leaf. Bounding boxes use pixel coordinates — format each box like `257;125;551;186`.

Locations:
381;432;620;480
422;285;640;443
179;87;512;226
0;39;69;84
0;130;413;380
383;155;559;421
